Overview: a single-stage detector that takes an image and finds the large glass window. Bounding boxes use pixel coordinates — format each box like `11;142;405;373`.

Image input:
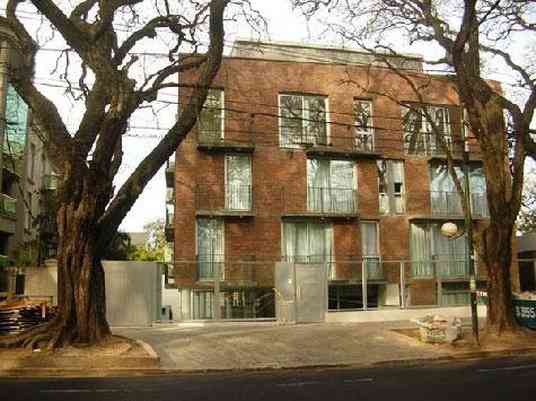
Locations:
280;94;328;147
192;290;214;319
402;104;452;155
410;223;467;278
307;159;356;213
282;222;333;264
353;99;374;151
430;163;488;217
377;160;405;214
198;89;224;142
196;218;224;280
361;222;382;280
225;155;251;210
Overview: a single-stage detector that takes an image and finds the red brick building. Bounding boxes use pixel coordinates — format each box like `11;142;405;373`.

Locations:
167;40;493;321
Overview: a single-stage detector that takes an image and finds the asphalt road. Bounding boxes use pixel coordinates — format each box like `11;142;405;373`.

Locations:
3;356;536;401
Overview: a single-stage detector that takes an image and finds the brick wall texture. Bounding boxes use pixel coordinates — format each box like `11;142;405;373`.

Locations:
171;54;517;306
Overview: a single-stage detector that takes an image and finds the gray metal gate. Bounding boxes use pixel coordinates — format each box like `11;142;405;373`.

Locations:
275;262;327;323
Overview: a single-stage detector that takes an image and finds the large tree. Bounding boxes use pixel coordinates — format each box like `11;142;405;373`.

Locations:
0;0;261;348
294;0;536;335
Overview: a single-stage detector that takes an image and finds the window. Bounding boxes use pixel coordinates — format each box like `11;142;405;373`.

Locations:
282;222;333;264
196;218;224;280
410;223;467;278
377;160;405;214
192;290;214;319
307;159;356;213
361;222;382;280
198;89;224;142
430;163;488;217
225;155;251;210
280;94;328;147
353;100;374;151
402;104;452;155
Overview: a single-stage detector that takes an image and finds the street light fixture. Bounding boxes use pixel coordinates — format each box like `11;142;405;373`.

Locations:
440;220;480;345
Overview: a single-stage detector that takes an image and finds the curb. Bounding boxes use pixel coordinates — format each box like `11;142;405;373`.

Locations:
1;347;536;377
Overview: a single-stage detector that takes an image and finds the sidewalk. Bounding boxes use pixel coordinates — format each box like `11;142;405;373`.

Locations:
114;320;536;372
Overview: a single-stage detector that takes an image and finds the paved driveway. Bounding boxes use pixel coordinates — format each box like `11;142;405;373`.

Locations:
114;321;451;370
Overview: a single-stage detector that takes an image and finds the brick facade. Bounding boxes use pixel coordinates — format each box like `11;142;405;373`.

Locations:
169;41;506;318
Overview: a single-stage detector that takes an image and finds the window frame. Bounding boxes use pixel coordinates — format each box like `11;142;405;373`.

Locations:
377;159;405;215
224;154;252;211
353;98;375;151
401;103;453;156
278;93;329;148
198;88;225;141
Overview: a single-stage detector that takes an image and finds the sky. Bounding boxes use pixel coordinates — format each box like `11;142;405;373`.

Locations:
2;0;533;232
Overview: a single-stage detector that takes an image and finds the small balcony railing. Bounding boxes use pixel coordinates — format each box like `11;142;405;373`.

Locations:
430;191;488;218
225;184;252;211
306;187;357;215
0;194;16;218
404;132;463;157
411;257;469;279
196;184;254;214
196;255;257;283
165;158;175;188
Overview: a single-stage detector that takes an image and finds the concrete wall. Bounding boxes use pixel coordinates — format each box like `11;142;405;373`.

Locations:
24;260;162;327
326;305;488;323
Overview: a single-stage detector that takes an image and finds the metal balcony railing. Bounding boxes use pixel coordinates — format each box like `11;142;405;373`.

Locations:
306;187;357;215
196;184;254;213
404;132;463;156
0;194;16;218
225;184;252;211
196;255;257;282
411;257;469;279
430;191;489;218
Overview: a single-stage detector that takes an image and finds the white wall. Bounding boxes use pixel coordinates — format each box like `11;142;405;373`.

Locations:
24;260;162;327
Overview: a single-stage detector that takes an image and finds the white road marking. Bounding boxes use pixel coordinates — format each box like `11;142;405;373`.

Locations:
478;364;536;373
276;381;321;387
276;378;374;387
343;378;374;383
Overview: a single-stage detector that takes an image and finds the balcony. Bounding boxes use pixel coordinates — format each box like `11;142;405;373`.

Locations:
196;184;255;218
284;130;382;159
165;158;175;188
197;128;255;154
327;258;385;282
431;191;489;218
195;255;257;286
411;258;469;280
282;187;357;219
404;132;466;158
0;194;16;219
165;202;174;242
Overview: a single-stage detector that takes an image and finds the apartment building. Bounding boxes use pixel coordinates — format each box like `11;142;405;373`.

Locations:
0;32;58;299
168;40;494;321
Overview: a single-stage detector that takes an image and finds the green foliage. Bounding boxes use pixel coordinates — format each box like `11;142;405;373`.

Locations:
127;219;166;262
518;176;536;235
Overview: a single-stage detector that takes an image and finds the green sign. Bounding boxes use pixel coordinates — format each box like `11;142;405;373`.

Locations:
513;299;536;330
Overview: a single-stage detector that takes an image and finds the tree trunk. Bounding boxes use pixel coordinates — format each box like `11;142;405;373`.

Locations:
482;221;518;335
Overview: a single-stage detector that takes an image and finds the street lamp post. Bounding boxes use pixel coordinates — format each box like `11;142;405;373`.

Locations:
440;147;480;345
